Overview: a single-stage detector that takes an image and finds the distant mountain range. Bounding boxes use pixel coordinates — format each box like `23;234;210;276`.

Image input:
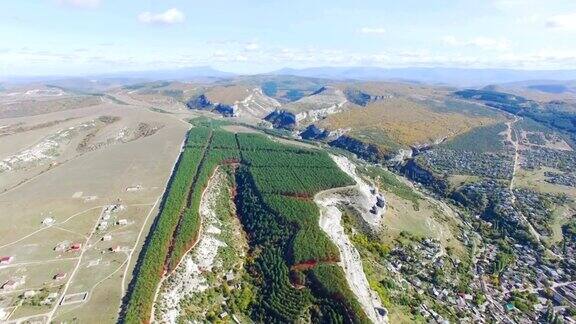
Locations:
0;66;236;87
3;66;576;89
270;67;576;87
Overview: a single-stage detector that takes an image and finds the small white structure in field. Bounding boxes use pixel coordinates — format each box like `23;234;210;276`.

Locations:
42;217;55;225
1;277;24;290
0;308;7;321
87;259;100;267
225;270;235;282
101;234;112;241
54;241;69;252
1;280;17;291
117;219;128;226
126;185;143;192
83;196;97;202
24;290;37;298
98;221;108;230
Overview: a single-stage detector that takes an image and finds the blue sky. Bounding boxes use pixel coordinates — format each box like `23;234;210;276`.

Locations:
1;0;576;76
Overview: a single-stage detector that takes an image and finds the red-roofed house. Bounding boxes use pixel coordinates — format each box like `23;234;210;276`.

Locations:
0;256;13;265
69;243;82;252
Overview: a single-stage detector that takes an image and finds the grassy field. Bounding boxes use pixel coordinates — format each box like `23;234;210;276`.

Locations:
204;84;252;105
356;164;464;252
0;95;102;119
549;204;575;244
0;92;190;323
363;165;420;200
447;174;482;190
515;166;576;196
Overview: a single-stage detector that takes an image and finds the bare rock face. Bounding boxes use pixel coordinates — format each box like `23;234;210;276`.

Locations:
186;94;238;117
233;88;281;119
300;124;330;140
329;135;385;162
214;103;237;117
401;159;449;195
390;148;413;163
344;88;392;106
264;110;297;130
186;94;212;110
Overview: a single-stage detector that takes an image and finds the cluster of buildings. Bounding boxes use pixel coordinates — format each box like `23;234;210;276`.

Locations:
456;179;523;224
513;188;568;237
383;237;477;322
379;216;575;323
53;241;82;253
476;240;576;322
421;148;514;180
521;147;576;172
97;204;127;231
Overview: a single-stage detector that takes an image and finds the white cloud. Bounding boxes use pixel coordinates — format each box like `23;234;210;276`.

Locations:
442;36;511;51
546;12;576;31
245;42;260;51
138;8;185;25
56;0;101;9
359;27;386;35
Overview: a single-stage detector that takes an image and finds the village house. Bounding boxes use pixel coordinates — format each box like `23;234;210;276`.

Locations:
69;243;82;252
53;272;67;280
54;241;69;252
225;270;235;282
0;256;13;265
42;217;55;225
97;221;108;231
1;280;17;291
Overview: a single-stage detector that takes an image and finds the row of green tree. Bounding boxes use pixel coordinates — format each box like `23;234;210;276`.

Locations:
123;128;211;323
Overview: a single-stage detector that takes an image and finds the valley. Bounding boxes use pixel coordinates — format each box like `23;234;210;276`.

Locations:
1;75;575;324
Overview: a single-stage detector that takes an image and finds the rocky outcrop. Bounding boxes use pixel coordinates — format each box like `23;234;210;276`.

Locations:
214;103;238;117
329;135;385;163
264;110;297;130
295;103;345;124
400;159;449;195
344;88;392;107
232;88;280;119
300;124;330;140
186;94;212;110
390;149;413;163
186;94;238;117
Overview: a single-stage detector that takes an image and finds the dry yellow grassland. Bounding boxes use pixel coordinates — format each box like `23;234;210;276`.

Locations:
319;97;498;149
